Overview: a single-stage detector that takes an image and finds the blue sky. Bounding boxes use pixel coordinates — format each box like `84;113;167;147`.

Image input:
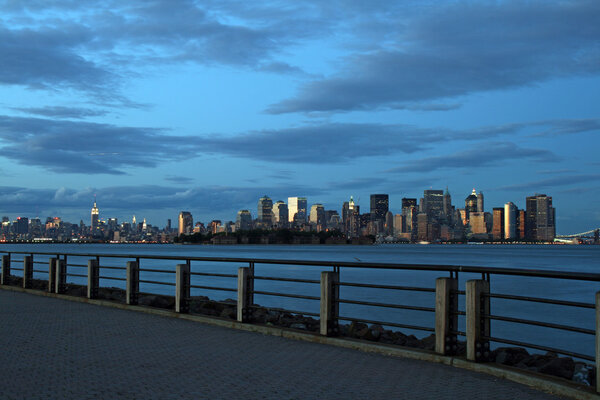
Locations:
0;0;598;234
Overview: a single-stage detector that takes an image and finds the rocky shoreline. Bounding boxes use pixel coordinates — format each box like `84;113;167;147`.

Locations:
9;277;595;387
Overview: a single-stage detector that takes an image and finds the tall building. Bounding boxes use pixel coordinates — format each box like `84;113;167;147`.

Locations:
235;210;252;230
272;201;289;227
178;211;193;235
288;197;307;224
257;195;273;227
309;204;326;229
492;208;504;240
526;194;555;241
504;202;518;240
469;212;488;238
16;217;29;235
370;194;389;222
422;190;444;221
91;197;99;232
477;191;484;213
443;188;453;222
465;189;478;218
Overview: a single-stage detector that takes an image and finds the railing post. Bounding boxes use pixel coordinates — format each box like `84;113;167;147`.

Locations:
87;259;99;299
23;255;33;289
320;271;339;336
435;277;458;355
126;261;139;305
596;292;600;393
466;279;490;362
1;254;10;285
176;263;190;313
55;259;66;294
48;258;57;293
237;267;254;322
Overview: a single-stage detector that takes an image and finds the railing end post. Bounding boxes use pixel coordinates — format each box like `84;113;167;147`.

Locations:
435;277;458;355
176;263;190;313
126;261;139;305
466;279;490;362
320;271;339;337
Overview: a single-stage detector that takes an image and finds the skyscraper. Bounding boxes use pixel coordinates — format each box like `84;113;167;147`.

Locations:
288;196;307;223
422;190;444;221
309;204;326;228
257;195;273;227
370;194;389;222
236;210;253;231
477;191;484;213
91;197;99;232
465;189;478;218
492;207;504;240
504;202;517;240
178;211;193;235
526;194;555;241
272;201;289;227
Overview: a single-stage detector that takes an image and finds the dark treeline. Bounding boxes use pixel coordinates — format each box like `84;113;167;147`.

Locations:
174;229;375;245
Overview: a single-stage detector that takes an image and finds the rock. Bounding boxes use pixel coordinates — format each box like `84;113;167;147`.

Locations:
493;347;529;366
348;322;368;338
219;307;236;320
357;327;378;341
290;323;306;330
572;363;592;386
420;334;436;351
539;357;575;380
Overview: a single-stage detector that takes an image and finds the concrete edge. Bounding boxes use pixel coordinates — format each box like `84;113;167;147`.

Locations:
2;285;597;399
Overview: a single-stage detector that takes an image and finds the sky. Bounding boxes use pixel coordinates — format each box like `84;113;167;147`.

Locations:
0;0;599;234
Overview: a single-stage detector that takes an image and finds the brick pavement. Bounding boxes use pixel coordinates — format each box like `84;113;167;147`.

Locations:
0;290;568;400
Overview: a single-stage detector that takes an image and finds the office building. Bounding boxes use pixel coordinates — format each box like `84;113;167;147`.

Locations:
492;208;504;240
370;194;389;222
178;211;193;235
91;197;99;232
504;202;517;240
422;190;444;221
526;194;555;241
272;201;289;227
465;189;478;217
288;197;307;223
236;210;252;231
258;195;273;227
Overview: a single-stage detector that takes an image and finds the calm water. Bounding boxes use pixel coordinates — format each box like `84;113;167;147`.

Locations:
2;243;599;358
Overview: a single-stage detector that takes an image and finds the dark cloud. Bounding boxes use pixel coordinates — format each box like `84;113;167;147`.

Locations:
387;143;559;174
499;174;600;191
164;176;195;184
200;123;439;164
529;119;600;137
11;106;108;119
0;115;201;174
327;177;390;190
268;0;600;113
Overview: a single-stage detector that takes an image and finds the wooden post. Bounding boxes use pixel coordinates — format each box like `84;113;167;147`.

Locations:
435;277;458;355
1;254;10;285
237;267;253;322
126;261;139;305
23;255;33;289
48;258;57;293
176;264;190;313
466;279;490;362
55;259;66;294
595;292;600;393
320;271;339;336
87;259;99;299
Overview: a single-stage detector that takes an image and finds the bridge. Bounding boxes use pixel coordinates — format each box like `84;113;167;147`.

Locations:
556;228;599;239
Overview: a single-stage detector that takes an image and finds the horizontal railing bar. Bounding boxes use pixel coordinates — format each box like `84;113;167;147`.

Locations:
254;275;320;284
338;298;435;312
189;272;237;278
32;261;48;265
4;250;600;281
454;290;466;295
253;290;320;301
11;259;24;263
338;281;435;292
451;330;466;336
451;311;466;316
249;305;320;317
139;279;176;286
11;267;23;271
487;293;595;309
66;273;87;278
189;285;237;292
99;265;126;271
485;314;595;335
483;336;594;362
67;264;88;268
139;268;175;274
338;316;435;332
32;269;48;274
99;276;127;282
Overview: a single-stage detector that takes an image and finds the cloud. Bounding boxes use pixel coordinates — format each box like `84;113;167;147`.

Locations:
327;177;390;190
387;143;559;174
164;175;195;184
499;174;600;191
267;0;600;113
11;106;108;119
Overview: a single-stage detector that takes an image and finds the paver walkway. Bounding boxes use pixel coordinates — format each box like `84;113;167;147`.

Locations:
0;290;568;400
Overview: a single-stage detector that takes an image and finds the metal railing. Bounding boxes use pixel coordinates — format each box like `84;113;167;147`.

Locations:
1;249;598;391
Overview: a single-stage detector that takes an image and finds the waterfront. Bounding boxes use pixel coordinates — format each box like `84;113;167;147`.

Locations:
2;243;599;358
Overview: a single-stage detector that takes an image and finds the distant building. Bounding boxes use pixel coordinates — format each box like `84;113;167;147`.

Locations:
257;195;273;227
91;197;99;232
272;201;289;228
288;196;307;224
492;208;504;240
309;203;326;230
422;190;444;221
477;191;484;213
465;189;478;218
504;202;518;240
236;210;253;231
370;194;389;223
526;194;555;241
178;211;193;235
469;212;488;238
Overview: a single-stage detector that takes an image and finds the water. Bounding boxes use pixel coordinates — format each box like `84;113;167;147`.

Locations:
2;243;599;359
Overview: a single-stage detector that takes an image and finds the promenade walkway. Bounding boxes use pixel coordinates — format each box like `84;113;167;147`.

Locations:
0;290;568;399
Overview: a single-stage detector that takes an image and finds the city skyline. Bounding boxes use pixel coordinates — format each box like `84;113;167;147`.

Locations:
0;1;599;234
